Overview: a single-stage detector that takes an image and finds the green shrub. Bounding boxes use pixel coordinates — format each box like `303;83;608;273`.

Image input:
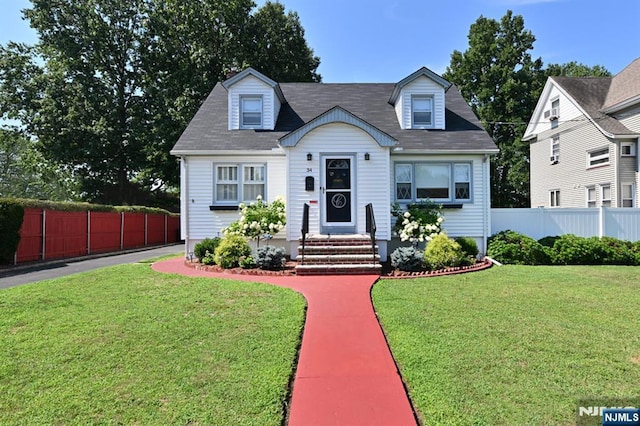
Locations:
454;237;479;258
214;235;252;269
538;235;560;248
551;235;601;265
194;237;221;260
390;246;424;272
424;234;469;271
0;200;25;264
256;245;286;270
201;250;216;266
633;241;640;266
239;255;255;269
598;237;636;265
487;230;550;265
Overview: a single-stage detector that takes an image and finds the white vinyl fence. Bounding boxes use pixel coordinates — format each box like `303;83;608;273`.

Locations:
491;208;640;242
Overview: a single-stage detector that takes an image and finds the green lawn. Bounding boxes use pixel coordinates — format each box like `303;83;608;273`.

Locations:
373;266;640;425
0;264;305;425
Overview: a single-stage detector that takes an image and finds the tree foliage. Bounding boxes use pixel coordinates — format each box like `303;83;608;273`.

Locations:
0;0;320;206
0;128;80;200
445;11;609;207
444;11;544;208
545;61;611;78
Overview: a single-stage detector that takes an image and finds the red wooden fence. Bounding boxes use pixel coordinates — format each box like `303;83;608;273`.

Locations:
14;209;180;264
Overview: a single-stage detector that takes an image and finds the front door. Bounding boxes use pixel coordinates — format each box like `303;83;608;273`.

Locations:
321;156;355;233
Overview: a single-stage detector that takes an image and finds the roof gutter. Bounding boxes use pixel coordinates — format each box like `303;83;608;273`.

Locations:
601;95;640;114
169;149;285;156
391;148;500;155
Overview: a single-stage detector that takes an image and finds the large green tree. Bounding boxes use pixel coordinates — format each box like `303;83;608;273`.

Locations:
445;11;611;208
0;0;320;206
444;10;544;208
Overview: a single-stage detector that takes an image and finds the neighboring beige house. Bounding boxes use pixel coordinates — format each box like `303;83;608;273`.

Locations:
171;67;497;273
524;58;640;208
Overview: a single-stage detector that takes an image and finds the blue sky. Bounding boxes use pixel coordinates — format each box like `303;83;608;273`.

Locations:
1;0;639;82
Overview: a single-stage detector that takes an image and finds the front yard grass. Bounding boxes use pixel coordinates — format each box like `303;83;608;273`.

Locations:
373;266;640;425
0;264;305;425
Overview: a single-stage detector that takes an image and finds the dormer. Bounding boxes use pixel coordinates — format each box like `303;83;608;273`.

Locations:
389;67;452;130
222;68;286;130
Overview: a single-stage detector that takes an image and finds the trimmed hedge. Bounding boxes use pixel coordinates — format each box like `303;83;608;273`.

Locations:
0;200;25;264
487;230;640;266
487;230;550;265
0;197;178;216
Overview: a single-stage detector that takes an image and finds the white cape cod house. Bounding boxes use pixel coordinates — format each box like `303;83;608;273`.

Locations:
171;67;498;272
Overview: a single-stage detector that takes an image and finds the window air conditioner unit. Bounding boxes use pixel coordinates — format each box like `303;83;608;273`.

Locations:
549;107;559;120
543;110;550;119
550;155;558;164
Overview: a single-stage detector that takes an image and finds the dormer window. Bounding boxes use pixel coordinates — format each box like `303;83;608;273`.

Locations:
241;96;263;128
412;95;433;128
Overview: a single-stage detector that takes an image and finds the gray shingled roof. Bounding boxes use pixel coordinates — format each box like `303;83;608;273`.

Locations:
551;59;640;137
603;57;640;111
171;81;497;153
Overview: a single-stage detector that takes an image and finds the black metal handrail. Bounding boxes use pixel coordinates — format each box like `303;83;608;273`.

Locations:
300;203;310;265
365;203;376;264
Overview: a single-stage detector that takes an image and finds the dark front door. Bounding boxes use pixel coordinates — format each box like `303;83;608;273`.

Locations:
322;157;355;232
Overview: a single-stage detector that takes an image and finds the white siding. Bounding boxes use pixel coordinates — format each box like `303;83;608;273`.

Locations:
390;154;490;249
530;114;617;208
183;154;286;252
227;75;280;130
286;123;391;242
616;104;640;132
395;76;446;129
528;84;582;136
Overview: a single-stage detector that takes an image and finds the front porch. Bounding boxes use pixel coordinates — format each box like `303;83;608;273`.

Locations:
295;234;382;276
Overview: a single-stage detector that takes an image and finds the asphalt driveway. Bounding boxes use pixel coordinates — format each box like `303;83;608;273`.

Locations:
0;244;183;289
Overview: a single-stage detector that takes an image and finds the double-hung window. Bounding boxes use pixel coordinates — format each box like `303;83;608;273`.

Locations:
586;186;597;208
601;184;611;207
214;164;266;205
240;96;263;128
622;183;634;207
587;147;610;167
412;96;433;128
550;136;560;163
395;162;472;203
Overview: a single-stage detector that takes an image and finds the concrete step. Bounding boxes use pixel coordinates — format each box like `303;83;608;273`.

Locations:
295;263;382;276
298;254;381;265
297;245;379;255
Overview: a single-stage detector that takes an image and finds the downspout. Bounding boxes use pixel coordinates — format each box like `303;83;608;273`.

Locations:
181;157;190;257
483;154;490;255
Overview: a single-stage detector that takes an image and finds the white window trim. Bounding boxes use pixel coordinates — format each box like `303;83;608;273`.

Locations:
600;184;611;207
213;163;266;205
550;136;560;164
587;147;610;168
394;162;473;203
621;142;636;157
549;189;560;207
621;183;635;208
586;186;597;208
411;95;434;129
240;95;263;129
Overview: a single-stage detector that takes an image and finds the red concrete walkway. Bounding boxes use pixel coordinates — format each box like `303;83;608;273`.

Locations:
152;258;417;426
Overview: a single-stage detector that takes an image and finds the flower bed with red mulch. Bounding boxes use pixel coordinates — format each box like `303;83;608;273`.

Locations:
184;257;493;277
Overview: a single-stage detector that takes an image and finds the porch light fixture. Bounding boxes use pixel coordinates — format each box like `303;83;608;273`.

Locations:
307;153;312;161
364;152;370;160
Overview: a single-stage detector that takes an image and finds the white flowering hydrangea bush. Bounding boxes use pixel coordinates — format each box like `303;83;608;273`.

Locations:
222;195;286;247
391;200;444;246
